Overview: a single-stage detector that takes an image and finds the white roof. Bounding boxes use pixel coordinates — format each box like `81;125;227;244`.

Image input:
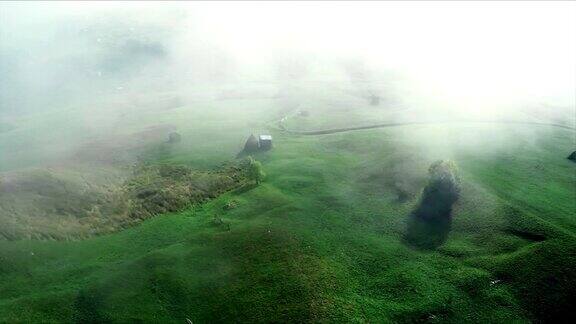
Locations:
259;135;272;140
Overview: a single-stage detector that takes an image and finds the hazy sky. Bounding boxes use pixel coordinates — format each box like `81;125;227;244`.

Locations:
0;1;574;173
1;1;575;116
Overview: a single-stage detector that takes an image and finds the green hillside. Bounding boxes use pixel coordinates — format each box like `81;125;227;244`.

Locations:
2;2;575;323
1;95;574;323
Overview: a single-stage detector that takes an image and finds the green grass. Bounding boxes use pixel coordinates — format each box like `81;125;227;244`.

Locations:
0;91;575;323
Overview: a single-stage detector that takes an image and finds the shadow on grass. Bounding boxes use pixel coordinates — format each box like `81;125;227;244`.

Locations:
404;163;459;250
73;289;110;324
404;210;453;250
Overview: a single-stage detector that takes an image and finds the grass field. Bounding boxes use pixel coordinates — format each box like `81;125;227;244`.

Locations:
0;88;575;323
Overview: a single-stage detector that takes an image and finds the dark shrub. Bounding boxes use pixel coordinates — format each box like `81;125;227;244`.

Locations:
167;132;181;143
405;160;460;249
417;160;461;220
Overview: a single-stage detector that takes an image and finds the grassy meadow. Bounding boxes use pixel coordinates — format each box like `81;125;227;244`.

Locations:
0;86;575;323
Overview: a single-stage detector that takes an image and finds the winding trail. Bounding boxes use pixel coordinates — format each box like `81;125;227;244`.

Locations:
276;119;576;135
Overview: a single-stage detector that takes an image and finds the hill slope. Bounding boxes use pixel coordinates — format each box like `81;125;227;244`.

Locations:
0;91;574;322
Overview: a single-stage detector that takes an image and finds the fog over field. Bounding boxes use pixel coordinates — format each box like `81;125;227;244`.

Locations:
1;2;574;137
0;2;575;322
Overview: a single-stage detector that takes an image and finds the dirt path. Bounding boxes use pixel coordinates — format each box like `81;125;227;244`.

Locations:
276;119;576;135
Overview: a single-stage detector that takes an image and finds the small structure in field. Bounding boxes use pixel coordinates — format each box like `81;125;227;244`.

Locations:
240;134;273;156
243;134;259;153
259;135;273;150
568;151;576;162
369;94;380;106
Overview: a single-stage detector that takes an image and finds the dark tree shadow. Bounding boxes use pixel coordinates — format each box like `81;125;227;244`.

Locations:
404;173;458;250
73;288;111;324
236;149;263;159
405;210;452;250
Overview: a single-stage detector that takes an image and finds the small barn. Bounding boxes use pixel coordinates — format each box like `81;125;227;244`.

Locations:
243;134;259;153
259;135;273;150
